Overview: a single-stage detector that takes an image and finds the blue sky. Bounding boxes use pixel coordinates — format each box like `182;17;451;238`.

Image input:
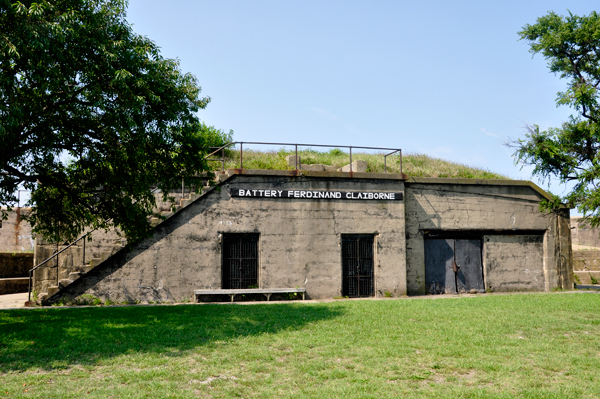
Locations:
126;0;598;212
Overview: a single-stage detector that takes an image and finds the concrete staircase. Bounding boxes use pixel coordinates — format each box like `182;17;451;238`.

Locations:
36;173;231;304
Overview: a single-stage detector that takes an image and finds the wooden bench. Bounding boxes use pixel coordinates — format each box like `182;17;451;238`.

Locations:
194;288;306;302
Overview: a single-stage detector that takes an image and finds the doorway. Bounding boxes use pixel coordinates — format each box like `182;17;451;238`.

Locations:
342;234;375;298
424;238;484;294
222;233;259;289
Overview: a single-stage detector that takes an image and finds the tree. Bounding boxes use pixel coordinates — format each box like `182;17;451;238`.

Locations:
514;11;600;226
0;0;230;242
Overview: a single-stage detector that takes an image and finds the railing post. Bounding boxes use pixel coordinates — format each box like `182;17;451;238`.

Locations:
28;269;32;302
56;243;59;286
240;142;243;169
400;150;403;174
222;148;225;172
384;155;387;173
295;144;298;170
349;147;353;172
83;237;86;266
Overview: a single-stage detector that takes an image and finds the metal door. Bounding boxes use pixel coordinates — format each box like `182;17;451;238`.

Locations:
425;239;457;294
455;239;484;293
342;235;374;297
424;238;483;294
222;233;259;289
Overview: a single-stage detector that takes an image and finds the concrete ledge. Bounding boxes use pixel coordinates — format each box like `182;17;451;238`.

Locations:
0;252;33;279
405;177;553;201
573;250;600;271
226;169;408;180
0;277;29;295
574;271;600;285
0;252;34;258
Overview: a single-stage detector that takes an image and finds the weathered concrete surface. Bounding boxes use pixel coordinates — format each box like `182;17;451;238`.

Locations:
33;228;124;295
483;235;545;292
404;178;572;295
573;250;600;272
571;217;600;247
569;217;600;286
557;209;573;290
46;172;407;303
573;249;600;285
0;278;28;295
0;252;33;278
31;188;194;296
574;271;600;285
0;208;34;252
0;252;33;295
341;160;368;173
301;164;337;172
41;171;571;304
285;155;301;167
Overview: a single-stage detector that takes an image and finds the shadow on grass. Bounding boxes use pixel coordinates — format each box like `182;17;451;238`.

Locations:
0;303;342;372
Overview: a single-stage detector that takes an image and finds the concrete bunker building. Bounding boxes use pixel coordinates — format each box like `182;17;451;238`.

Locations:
34;164;573;304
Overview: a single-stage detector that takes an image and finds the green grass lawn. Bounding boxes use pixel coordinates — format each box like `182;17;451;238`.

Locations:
1;292;599;398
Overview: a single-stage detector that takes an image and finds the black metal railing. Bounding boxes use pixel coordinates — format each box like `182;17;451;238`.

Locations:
205;141;402;174
27;186;161;302
28;235;88;301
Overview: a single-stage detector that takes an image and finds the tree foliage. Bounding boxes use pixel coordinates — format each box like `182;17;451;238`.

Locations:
514;11;600;226
0;0;230;242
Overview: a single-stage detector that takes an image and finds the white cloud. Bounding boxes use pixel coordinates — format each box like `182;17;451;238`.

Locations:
481;127;498;138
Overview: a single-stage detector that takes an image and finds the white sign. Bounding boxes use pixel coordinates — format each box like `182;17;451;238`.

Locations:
231;189;403;201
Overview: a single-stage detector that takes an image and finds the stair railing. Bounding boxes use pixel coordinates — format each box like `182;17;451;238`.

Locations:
27;186;162;302
28;234;88;301
27;144;232;303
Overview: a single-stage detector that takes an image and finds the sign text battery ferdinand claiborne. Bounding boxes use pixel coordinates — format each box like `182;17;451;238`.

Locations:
231;188;403;201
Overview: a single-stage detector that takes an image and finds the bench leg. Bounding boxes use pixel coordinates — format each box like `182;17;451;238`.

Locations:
266;293;272;301
302;292;305;300
230;294;234;302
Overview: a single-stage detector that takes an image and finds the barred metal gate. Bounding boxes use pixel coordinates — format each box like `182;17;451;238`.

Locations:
342;234;374;297
222;233;259;289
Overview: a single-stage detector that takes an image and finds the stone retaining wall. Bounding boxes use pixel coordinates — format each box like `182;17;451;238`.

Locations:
570;217;600;285
573;250;600;285
0;252;33;294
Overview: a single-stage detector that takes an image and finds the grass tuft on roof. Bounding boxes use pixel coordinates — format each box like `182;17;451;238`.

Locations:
212;148;509;179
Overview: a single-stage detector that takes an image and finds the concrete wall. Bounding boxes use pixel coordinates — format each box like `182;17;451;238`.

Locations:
31;188;193;295
0;252;33;278
32;229;124;295
483;235;545;292
571;217;600;248
42;173;573;304
573;250;600;285
0;208;34;252
404;178;572;295
0;252;33;295
569;217;600;285
50;171;407;303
